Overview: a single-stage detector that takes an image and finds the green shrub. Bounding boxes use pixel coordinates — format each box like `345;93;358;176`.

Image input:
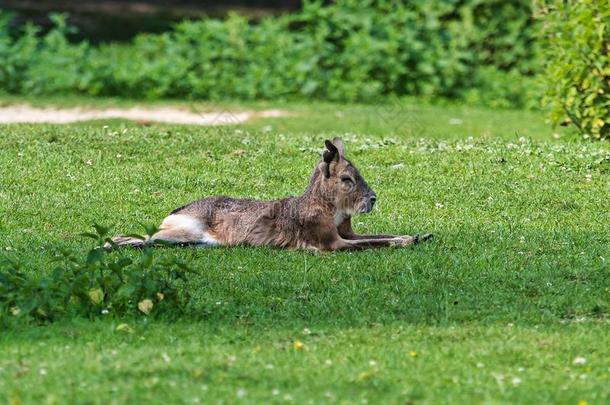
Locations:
539;0;610;140
461;67;543;109
0;224;192;325
0;2;541;107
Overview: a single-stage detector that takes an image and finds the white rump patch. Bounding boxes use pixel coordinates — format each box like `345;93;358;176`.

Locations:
161;214;203;235
159;214;219;246
199;232;219;246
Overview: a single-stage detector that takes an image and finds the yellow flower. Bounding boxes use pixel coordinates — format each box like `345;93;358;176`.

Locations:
293;340;305;350
358;371;371;381
578;400;588;405
88;288;104;305
115;323;134;333
409;351;417;357
592;118;605;128
138;299;154;315
156;292;165;301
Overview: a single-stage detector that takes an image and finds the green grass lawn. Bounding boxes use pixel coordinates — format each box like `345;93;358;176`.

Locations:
1;98;609;404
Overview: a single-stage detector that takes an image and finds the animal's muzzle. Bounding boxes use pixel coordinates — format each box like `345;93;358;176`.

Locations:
365;193;377;213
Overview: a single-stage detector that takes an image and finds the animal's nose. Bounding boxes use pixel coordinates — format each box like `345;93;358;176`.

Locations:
369;194;377;206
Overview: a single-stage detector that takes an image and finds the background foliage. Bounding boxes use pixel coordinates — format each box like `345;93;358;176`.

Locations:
539;0;610;140
0;0;540;108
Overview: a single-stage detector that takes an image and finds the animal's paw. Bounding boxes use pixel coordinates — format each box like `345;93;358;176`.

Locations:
421;233;433;242
397;233;433;246
392;235;418;247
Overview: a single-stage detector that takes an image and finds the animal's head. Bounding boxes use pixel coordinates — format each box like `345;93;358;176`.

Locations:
314;138;377;214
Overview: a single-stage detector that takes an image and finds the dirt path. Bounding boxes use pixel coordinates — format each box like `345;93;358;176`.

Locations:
0;104;287;125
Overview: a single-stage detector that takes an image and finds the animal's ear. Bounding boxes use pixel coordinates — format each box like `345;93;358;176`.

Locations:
322;139;339;178
332;137;345;157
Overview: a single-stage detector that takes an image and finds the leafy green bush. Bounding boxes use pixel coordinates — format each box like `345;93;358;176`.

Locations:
0;224;191;325
0;1;540;107
539;0;610;140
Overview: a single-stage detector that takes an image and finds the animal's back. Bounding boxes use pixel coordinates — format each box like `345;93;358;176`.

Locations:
169;196;301;247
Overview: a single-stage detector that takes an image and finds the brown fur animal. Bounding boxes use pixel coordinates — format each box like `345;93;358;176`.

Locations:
109;138;432;251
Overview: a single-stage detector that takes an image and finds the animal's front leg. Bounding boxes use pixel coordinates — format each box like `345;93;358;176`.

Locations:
337;217;432;242
332;235;418;251
350;233;433;242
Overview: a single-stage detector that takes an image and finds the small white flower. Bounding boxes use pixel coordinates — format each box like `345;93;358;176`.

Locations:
325;359;332;366
39;368;48;376
368;360;377;366
265;363;274;370
272;389;280;396
101;309;109;315
303;327;311;335
435;203;444;209
85;160;93;165
162;353;171;363
573;356;586;366
476;362;484;368
237;388;247;399
512;377;522;386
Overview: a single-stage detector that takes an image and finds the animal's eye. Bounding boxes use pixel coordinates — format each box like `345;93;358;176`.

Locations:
340;175;353;183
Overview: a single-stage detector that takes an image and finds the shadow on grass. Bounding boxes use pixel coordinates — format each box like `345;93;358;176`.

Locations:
159;228;610;327
3;227;608;330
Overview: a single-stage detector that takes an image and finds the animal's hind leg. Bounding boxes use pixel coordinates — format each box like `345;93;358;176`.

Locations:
151;214;216;247
107;214;217;250
108;235;147;249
